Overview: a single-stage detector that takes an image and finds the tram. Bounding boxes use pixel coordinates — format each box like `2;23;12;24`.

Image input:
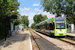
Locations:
35;17;67;36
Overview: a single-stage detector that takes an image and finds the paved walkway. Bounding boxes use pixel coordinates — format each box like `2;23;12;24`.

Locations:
0;31;32;50
67;33;75;36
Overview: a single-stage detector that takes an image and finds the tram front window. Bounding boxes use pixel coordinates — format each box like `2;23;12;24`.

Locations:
56;23;65;29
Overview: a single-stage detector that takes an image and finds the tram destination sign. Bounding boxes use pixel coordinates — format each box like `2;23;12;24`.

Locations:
55;18;64;21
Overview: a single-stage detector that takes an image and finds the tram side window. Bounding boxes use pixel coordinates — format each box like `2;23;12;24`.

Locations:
36;26;38;29
47;24;49;30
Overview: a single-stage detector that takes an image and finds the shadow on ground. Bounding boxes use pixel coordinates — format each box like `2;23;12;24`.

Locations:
0;33;29;47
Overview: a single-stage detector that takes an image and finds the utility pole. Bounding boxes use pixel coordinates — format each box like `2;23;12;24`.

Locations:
25;17;26;28
4;15;6;40
11;10;15;30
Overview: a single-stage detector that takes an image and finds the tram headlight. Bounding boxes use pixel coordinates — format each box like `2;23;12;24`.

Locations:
56;30;66;33
64;31;66;33
56;31;59;33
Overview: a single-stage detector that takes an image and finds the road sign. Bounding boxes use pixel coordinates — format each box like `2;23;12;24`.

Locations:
10;15;17;19
4;15;17;19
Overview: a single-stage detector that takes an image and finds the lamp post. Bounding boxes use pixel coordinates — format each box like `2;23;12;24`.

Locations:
4;15;7;40
11;10;15;30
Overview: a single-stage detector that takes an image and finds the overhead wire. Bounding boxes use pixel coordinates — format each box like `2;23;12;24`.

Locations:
36;0;47;14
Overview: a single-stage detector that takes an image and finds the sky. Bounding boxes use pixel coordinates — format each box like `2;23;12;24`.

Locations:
18;0;56;27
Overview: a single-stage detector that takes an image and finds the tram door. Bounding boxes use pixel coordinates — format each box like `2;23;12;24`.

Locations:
49;23;55;30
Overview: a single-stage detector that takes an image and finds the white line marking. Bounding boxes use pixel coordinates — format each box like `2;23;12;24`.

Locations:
29;32;32;50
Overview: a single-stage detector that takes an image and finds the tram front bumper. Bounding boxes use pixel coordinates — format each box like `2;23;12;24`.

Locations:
55;33;66;36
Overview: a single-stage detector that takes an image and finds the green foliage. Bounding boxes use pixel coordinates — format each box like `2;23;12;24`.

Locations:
14;14;29;29
41;0;75;24
14;14;22;25
21;15;29;27
31;14;48;29
24;24;29;30
31;23;36;29
41;0;63;17
0;0;19;40
0;0;19;16
33;14;48;24
14;19;21;25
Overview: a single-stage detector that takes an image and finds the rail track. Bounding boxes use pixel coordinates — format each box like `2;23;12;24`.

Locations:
29;29;60;50
36;30;75;46
65;36;75;40
56;38;75;45
30;29;75;50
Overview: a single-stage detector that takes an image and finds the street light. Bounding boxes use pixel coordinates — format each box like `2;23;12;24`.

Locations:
11;10;16;30
12;10;15;13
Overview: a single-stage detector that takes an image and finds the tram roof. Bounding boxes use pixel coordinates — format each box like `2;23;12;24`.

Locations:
36;17;55;26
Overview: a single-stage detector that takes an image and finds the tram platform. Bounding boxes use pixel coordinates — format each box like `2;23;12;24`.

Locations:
67;33;75;37
0;31;32;50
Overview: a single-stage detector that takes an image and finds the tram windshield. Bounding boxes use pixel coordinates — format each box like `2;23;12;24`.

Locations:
56;23;65;29
55;18;65;29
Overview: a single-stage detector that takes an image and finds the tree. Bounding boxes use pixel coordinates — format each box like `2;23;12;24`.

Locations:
33;14;48;24
14;14;22;25
31;23;36;29
0;0;19;16
0;0;20;40
32;14;48;29
21;15;29;27
41;0;75;23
